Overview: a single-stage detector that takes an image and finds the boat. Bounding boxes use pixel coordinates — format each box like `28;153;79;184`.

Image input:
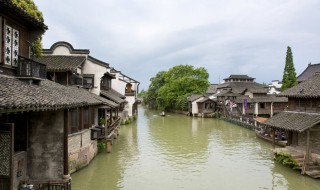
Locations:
255;130;287;147
160;112;166;117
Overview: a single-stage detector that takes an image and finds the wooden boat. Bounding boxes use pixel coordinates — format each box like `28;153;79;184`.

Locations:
255;130;287;147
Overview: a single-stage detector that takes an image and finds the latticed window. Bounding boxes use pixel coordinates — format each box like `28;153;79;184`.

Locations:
69;109;78;134
83;107;89;129
4;25;19;67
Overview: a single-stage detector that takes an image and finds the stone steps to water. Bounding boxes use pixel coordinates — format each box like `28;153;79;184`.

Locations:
305;170;320;178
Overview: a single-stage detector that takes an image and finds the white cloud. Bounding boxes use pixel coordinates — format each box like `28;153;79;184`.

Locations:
34;0;320;89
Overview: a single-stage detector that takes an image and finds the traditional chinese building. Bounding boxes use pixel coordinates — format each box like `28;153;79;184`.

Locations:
265;72;320;178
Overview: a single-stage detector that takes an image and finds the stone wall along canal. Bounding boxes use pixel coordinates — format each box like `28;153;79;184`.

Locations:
71;106;320;190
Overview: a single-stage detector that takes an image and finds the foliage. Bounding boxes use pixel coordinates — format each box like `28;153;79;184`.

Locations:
97;142;106;152
30;38;43;58
99;117;106;125
281;46;298;91
11;0;44;57
144;64;209;111
11;0;43;21
275;152;299;169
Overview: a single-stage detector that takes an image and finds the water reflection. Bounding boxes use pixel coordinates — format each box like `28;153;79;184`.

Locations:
72;106;320;190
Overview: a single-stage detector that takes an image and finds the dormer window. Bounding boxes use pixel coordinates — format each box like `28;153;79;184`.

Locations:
101;72;115;90
4;25;19;67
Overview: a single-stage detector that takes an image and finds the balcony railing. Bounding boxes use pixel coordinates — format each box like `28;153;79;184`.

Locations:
18;56;47;79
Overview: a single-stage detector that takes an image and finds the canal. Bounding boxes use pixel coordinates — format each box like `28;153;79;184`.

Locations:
72;106;320;190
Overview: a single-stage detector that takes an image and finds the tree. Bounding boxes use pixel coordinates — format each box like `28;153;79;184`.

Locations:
281;46;297;91
11;0;43;21
11;0;44;57
144;64;209;111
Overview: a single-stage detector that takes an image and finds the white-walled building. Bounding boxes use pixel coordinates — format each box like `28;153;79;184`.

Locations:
36;41;139;120
110;68;139;117
268;80;282;94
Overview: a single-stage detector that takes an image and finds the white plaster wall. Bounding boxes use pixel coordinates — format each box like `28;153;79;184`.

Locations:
82;60;108;95
192;97;204;114
52;46;71;55
126;96;136;117
244;91;253;98
112;78;126;95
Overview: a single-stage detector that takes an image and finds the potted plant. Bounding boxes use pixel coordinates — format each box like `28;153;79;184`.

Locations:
99;117;106;127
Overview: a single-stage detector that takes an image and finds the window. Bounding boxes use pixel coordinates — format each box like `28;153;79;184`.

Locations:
83;107;89;129
101;76;111;89
4;25;19;66
83;74;94;89
260;103;265;109
69;109;78;134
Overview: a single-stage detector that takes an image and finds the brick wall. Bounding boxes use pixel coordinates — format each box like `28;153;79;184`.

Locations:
68;129;98;173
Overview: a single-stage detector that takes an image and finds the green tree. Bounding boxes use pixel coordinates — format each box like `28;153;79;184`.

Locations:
11;0;44;57
144;71;167;109
281;46;298;91
145;64;209;111
11;0;43;21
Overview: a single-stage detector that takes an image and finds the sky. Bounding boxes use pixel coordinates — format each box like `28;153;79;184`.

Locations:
33;0;320;90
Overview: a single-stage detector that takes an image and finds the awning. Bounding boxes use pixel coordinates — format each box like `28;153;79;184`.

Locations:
264;111;320;132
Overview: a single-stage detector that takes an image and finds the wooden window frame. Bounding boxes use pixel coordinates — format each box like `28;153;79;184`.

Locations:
69;108;78;134
0;16;2;63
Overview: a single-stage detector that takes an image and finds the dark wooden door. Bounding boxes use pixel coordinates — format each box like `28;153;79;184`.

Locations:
0;123;14;190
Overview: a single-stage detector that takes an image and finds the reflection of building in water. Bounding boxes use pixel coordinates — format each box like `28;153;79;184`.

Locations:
191;118;199;134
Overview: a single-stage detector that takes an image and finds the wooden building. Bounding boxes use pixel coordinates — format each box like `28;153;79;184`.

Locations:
215;75;288;117
265;73;320;177
0;2;114;189
187;95;216;117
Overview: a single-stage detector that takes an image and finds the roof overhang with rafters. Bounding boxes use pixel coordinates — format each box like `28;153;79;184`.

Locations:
265;111;320;132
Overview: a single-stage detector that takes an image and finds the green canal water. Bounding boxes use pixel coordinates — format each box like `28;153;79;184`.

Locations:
71;106;320;190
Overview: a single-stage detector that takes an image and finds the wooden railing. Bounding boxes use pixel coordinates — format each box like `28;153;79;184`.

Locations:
106;117;121;136
20;179;71;190
18;56;46;79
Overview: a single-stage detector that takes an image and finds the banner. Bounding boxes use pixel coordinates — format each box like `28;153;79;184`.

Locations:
244;99;247;109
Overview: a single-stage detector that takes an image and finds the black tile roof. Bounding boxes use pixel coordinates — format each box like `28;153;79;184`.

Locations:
217;82;268;94
100;89;126;104
223;75;255;80
279;73;320;98
35;55;86;72
187;94;202;102
0;77;108;113
206;84;218;94
265;111;320;132
297;63;320;83
252;95;288;103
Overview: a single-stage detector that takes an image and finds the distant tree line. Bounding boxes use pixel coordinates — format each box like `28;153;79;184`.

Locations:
141;64;210;111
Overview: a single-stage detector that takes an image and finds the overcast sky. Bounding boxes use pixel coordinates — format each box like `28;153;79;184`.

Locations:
33;0;320;90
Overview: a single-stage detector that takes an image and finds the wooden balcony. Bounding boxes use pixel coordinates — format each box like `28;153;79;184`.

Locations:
17;56;46;79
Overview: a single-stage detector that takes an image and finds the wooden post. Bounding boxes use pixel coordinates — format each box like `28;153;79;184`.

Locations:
113;129;118;139
272;128;275;149
106;139;112;153
64;109;69;175
306;129;310;170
